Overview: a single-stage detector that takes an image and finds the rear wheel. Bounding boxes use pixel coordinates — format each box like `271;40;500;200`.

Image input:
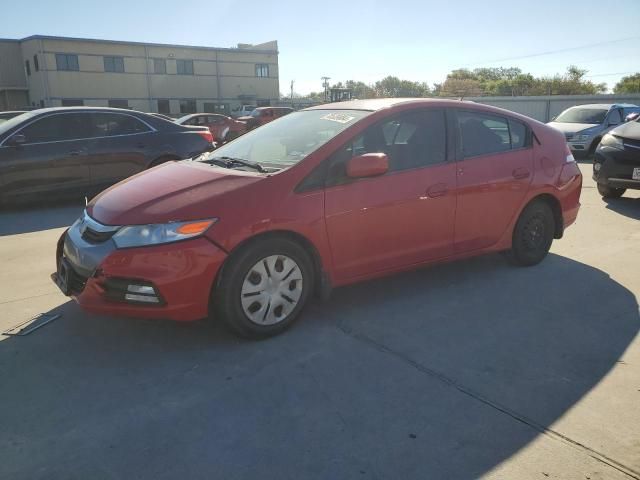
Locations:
508;201;555;267
213;238;314;339
597;183;625;199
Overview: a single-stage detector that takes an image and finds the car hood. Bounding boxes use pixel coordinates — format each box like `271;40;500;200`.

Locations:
609;120;640;141
547;122;600;135
87;160;263;226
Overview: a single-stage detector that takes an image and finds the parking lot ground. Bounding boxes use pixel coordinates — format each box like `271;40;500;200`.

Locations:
1;163;638;480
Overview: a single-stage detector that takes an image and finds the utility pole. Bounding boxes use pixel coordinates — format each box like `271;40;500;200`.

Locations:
321;76;331;102
290;80;294;107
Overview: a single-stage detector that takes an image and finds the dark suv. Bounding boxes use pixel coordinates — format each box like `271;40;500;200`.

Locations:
0;107;213;205
593;117;640;198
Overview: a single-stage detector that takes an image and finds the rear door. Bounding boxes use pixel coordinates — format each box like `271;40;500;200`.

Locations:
324;108;457;281
453;110;534;253
87;112;154;189
0;113;93;199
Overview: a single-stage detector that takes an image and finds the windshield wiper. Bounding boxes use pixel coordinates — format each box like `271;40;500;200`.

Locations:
208;156;266;173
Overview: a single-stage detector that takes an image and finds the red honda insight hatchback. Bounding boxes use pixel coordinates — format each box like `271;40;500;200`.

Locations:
53;99;582;338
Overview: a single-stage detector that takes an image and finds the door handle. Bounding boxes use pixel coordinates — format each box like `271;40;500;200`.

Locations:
68;150;84;156
426;183;448;198
512;168;530;180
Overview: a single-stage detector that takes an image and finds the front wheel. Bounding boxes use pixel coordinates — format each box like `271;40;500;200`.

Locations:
213;238;314;338
597;183;625;199
508;201;555;267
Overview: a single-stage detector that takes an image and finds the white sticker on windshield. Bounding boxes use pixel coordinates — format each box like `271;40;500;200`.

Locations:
320;113;356;124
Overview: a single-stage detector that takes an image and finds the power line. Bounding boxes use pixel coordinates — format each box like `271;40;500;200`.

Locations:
466;36;640;66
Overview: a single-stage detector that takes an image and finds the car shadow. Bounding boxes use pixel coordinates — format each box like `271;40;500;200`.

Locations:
604;196;640;220
0;199;84;236
0;253;637;479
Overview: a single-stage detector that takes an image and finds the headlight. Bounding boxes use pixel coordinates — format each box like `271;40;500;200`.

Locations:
600;133;623;150
571;134;590;141
112;219;217;248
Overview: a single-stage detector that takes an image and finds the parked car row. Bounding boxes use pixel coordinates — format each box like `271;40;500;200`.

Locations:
547;103;640;199
0;107;214;205
51;98;582;339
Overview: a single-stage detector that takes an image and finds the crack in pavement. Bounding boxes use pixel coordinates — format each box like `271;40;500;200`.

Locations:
335;320;640;480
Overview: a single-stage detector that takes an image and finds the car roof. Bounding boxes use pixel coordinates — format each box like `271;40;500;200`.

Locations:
567;103;638;109
25;106;147;115
305;98;479;112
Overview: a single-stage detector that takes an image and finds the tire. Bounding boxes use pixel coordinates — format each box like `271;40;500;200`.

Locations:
213;237;315;339
508;200;555;267
597;183;625;199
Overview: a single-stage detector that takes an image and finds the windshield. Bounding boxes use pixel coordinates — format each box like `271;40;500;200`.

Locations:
197;109;370;169
0;111;35;134
555;107;608;124
250;109;262;117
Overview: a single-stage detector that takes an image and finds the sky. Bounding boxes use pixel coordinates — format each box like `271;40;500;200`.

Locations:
2;0;640;95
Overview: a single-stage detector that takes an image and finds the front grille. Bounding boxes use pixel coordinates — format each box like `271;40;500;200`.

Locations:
81;227;116;244
68;267;88;294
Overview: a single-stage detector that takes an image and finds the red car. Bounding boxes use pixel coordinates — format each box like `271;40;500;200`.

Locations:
238;106;293;130
53;99;582;338
176;113;247;142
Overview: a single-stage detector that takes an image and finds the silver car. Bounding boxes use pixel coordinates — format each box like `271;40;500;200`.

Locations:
547;103;640;157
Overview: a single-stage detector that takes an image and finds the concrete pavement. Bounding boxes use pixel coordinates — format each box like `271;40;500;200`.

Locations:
1;163;638;479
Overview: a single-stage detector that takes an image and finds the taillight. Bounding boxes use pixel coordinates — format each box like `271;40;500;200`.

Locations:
197;131;213;143
564;143;575;163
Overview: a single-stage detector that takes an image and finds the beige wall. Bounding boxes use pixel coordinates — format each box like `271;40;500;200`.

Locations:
27;36;279;113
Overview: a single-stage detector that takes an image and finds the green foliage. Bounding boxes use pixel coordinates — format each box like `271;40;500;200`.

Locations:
299;66;613;101
613;73;640;93
440;65;606;97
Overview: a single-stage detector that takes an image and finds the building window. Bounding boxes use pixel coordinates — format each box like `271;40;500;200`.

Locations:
153;58;166;74
56;54;79;71
157;99;171;114
255;64;269;77
25;60;31;76
179;99;196;113
104;56;125;73
34;54;39;72
176;59;194;75
204;102;229;114
108;99;129;109
61;99;84;106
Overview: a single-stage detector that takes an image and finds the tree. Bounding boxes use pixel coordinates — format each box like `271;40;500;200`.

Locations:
373;76;430;97
614;73;640;93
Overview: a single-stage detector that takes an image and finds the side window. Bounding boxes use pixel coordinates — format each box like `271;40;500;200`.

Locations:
509;119;529;149
457;111;511;158
326;109;446;185
608;109;622;125
92;114;151;136
20;114;94;143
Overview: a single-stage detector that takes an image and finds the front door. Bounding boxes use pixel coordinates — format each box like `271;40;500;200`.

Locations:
88;112;153;189
453;110;534;252
324;109;456;282
0;112;93;200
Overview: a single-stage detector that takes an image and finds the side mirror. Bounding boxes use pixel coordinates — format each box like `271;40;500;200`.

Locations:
7;134;26;146
346;153;389;179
